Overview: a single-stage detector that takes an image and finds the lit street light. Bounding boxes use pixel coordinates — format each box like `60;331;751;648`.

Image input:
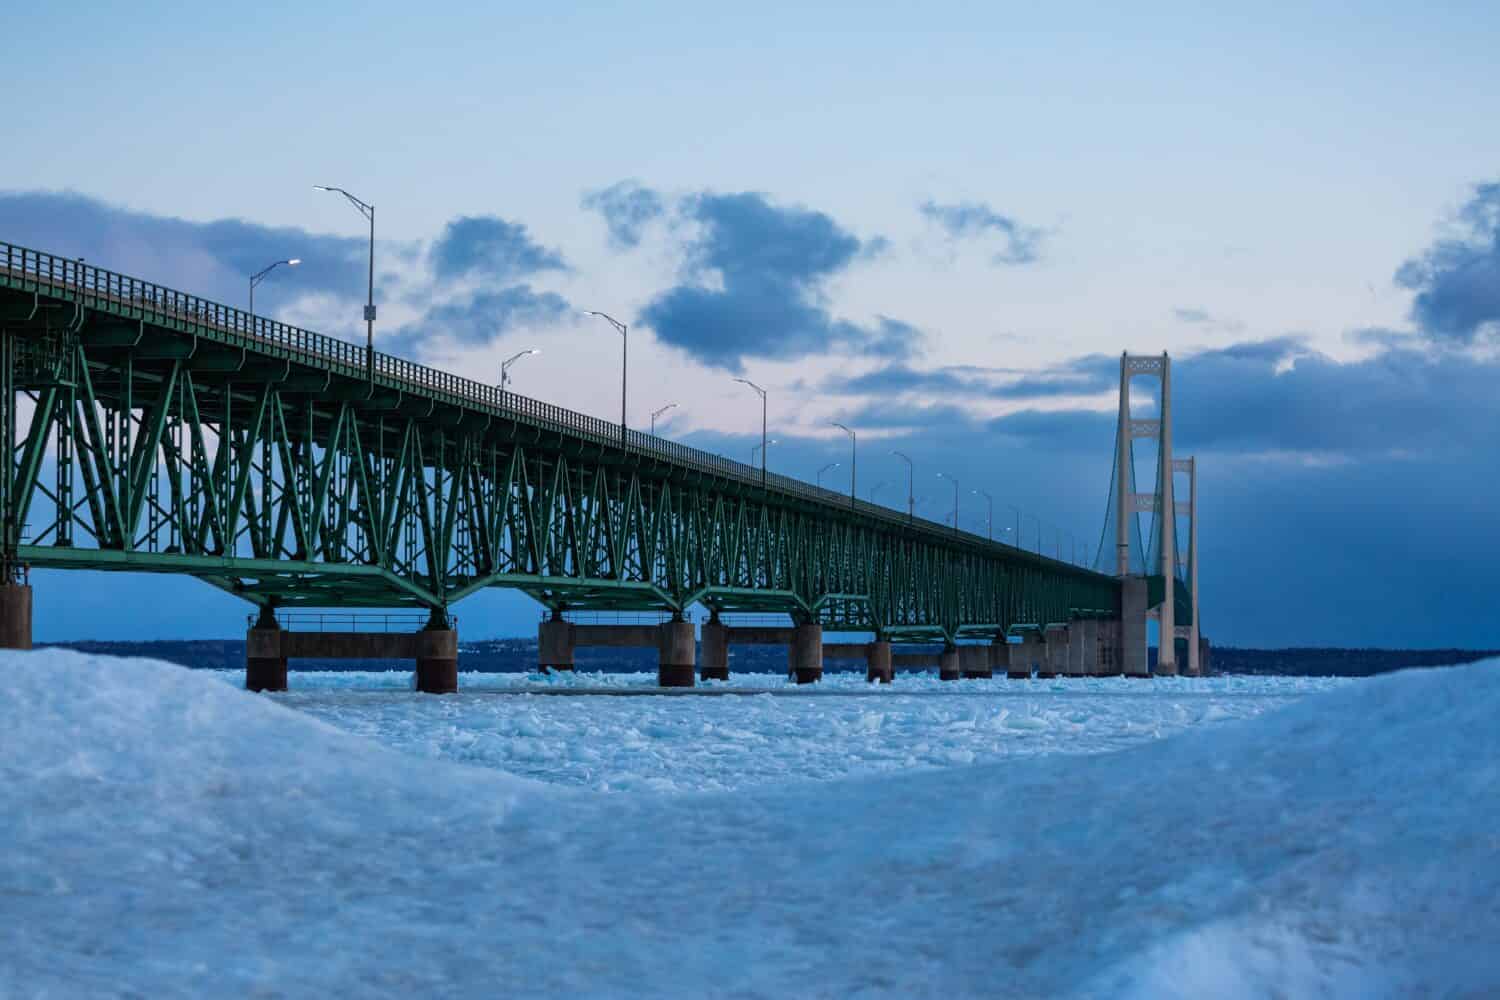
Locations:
832;422;856;507
891;450;914;522
972;488;994;541
248;258;300;318
817;462;841;489
650;403;678;435
937;471;960;536
500;348;540;393
583;311;628;446
734;378;768;484
313;185;376;379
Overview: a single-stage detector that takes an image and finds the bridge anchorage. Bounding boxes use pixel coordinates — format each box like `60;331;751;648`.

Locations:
0;240;1202;688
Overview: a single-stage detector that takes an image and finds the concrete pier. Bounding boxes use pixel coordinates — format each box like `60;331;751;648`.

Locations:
538;617;577;672
959;644;992;679
700;619;729;681
1122;577;1150;677
1041;624;1068;678
414;619;459;694
865;640;893;683
1010;633;1043;679
1076;619;1099;675
245;620;288;692
789;623;823;684
891;651;942;671
0;582;33;651
657;619;696;687
938;644;961;681
1065;624;1086;677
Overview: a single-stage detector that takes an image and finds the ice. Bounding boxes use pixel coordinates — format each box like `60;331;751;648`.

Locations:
3;649;1497;998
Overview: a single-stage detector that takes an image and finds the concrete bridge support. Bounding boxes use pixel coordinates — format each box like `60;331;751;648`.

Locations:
1122;577;1149;677
1094;620;1121;676
700;619;729;681
939;644;961;681
866;640;893;683
415;616;459;694
960;644;992;679
989;641;1009;675
538;618;577;672
0;582;33;651
1009;634;1042;679
1041;625;1068;678
1076;619;1099;675
657;619;696;688
245;613;287;692
790;623;823;684
1065;624;1086;677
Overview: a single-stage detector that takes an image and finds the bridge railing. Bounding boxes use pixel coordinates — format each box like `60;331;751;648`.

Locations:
0;239;1098;577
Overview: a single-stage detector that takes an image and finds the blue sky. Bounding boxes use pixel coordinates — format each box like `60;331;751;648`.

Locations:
5;1;1500;647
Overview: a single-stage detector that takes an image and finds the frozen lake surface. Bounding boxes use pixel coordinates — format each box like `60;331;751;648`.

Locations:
216;669;1347;792
6;651;1496;998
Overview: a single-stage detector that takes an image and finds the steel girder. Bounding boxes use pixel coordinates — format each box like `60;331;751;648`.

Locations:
0;241;1121;639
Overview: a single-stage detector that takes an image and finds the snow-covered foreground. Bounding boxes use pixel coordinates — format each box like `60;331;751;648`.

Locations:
4;652;1497;998
216;669;1345;792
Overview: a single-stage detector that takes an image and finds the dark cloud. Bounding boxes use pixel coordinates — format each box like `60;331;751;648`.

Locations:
640;190;922;370
918;199;1044;265
429;216;567;283
1174;307;1212;324
821;357;1115;400
581;181;665;249
392;286;569;352
1396;181;1500;342
0;190;368;309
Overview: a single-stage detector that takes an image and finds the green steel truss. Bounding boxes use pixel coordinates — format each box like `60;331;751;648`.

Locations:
0;240;1119;640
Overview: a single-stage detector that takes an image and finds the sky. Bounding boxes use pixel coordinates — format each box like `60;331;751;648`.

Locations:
4;0;1500;647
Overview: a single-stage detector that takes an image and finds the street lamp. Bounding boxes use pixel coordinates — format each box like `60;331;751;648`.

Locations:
972;488;994;541
1007;505;1021;548
937;472;960;536
583;311;628;446
1026;513;1042;554
651;403;678;435
831;422;856;507
751;437;778;465
817;462;841;489
734;378;768;484
248;258;300;318
891;450;914;521
868;480;889;503
500;348;540;393
313;185;375;379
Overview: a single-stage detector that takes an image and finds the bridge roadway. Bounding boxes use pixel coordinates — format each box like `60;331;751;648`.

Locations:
0;239;1133;688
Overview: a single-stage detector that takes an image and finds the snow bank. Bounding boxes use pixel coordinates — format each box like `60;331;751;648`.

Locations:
2;649;1496;998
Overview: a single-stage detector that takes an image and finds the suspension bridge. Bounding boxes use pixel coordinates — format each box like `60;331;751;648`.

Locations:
0;239;1200;690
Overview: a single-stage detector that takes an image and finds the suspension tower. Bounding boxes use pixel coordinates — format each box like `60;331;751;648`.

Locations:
1114;352;1192;676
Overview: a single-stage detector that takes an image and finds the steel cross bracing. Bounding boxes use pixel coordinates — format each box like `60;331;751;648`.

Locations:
0;239;1119;641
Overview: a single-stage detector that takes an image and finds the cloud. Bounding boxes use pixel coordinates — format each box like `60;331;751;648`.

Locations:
391;286;569;351
918;199;1044;265
639;190;923;370
0;190;369;307
428;216;567;283
1396;181;1500;342
821;357;1115;400
581;181;665;249
1174;307;1212;324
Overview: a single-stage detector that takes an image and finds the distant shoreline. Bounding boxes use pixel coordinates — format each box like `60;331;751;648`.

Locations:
28;639;1499;678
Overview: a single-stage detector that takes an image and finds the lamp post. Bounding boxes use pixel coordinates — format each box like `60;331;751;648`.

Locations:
972;488;994;541
937;472;960;536
313;185;375;380
248;258;300;318
891;450;914;522
650;403;678;435
500;348;540;394
751;438;778;465
1026;513;1042;554
583;311;628;446
868;480;889;503
817;462;840;489
734;378;768;484
1007;505;1021;548
832;422;856;507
